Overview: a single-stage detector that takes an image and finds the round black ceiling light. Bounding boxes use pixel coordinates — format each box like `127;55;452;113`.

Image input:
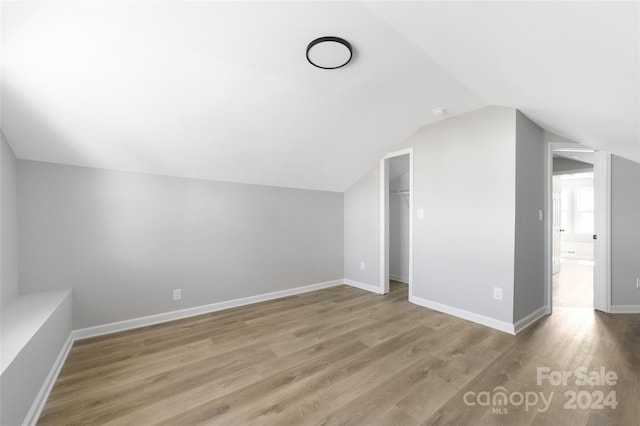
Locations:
306;36;353;70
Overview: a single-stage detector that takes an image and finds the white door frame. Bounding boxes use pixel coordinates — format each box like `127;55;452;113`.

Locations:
380;148;413;296
544;142;611;313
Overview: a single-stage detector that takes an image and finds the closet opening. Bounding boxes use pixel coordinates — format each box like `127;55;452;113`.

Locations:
380;148;413;296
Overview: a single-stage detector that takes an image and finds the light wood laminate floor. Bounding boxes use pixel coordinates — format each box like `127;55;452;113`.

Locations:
39;282;639;425
553;258;594;308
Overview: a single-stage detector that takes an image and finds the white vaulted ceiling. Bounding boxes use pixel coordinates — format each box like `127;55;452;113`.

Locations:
1;1;638;192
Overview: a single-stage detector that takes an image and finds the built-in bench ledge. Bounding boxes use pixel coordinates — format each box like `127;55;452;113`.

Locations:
1;289;72;426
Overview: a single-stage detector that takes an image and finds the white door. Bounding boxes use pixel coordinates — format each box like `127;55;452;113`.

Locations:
592;151;610;312
552;177;562;275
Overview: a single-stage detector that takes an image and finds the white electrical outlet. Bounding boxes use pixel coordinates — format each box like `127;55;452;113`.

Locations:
417;209;425;220
173;288;182;301
493;287;502;301
360;261;365;271
636;277;639;289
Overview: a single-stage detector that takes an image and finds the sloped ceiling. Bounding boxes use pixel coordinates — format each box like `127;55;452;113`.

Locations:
1;1;638;192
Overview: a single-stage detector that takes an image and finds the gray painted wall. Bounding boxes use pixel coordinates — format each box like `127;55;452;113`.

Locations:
513;111;545;322
610;155;640;307
544;130;579;145
406;106;517;323
18;161;344;328
344;166;380;286
343;106;533;325
1;132;19;307
553;157;593;174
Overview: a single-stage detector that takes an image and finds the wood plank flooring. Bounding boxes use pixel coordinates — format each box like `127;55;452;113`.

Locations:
553;258;594;308
39;282;639;425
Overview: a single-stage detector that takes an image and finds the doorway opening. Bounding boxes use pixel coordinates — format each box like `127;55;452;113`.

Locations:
552;164;594;308
546;143;610;313
380;148;413;296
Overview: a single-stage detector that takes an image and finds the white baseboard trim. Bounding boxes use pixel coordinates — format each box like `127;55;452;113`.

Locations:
72;279;344;340
610;305;640;314
343;279;383;294
409;295;515;335
514;306;549;334
24;334;74;426
389;274;408;284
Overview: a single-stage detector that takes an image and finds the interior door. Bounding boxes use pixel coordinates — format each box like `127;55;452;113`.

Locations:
592;151;610;312
552;177;562;275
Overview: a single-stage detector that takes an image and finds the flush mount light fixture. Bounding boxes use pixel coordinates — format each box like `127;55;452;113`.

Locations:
306;36;352;69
